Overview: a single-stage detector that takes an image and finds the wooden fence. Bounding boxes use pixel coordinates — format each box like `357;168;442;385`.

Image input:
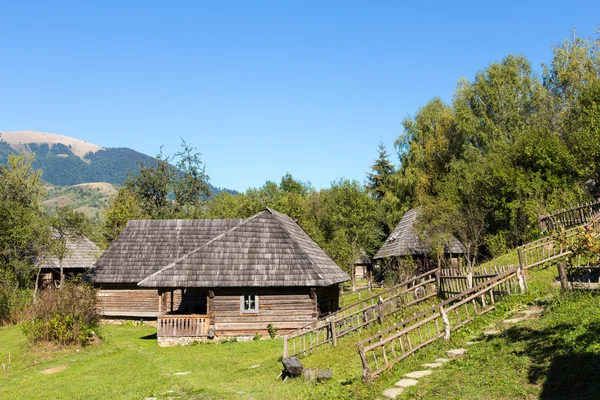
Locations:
538;200;600;232
357;267;525;382
438;265;520;297
517;212;600;269
157;314;209;337
283;269;439;358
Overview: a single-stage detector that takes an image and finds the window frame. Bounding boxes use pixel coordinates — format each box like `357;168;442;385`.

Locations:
240;294;259;314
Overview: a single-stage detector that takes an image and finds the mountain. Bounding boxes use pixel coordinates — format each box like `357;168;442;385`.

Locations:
0;131;235;195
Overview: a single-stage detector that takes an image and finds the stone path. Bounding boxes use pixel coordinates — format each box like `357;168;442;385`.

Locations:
381;348;467;399
381;305;543;399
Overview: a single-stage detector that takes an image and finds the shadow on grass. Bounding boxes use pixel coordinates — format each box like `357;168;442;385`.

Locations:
501;321;600;400
140;333;157;340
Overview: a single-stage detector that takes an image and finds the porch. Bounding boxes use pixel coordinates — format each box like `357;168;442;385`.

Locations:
157;314;210;337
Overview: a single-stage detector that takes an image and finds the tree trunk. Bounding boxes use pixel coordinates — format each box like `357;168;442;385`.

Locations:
33;267;42;303
59;259;64;289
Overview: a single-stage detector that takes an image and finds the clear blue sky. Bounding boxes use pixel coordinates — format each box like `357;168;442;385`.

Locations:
1;1;598;192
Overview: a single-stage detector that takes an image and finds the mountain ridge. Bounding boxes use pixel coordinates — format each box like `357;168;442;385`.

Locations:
0;130;235;195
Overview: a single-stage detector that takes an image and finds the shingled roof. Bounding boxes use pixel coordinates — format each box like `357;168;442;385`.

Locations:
374;208;464;259
138;208;350;288
38;234;100;270
91;219;243;283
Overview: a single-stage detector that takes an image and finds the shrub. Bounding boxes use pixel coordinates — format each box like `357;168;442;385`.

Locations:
22;282;99;346
0;287;33;326
267;323;278;339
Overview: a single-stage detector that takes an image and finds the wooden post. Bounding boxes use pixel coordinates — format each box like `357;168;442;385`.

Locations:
517;247;524;269
557;262;569;292
377;296;385;324
283;335;289;358
158;289;163;317
517;265;526;293
440;306;451;341
466;272;473;290
358;345;371;383
329;318;337;346
435;268;442;298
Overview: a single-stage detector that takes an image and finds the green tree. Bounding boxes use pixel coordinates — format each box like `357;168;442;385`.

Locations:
367;142;396;200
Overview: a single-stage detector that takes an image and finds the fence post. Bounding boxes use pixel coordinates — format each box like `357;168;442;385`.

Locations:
435;268;442;298
517;247;524;269
440;306;451;341
329;318;338;346
557;262;569;292
377;296;385;324
283;335;288;358
517;265;526;293
358;345;371;383
466;272;473;290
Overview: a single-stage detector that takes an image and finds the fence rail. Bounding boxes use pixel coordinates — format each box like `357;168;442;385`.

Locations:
283;269;439;358
518;212;600;269
358;267;525;382
439;265;519;297
539;200;600;231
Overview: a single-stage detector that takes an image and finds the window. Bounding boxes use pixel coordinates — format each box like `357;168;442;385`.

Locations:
241;294;258;313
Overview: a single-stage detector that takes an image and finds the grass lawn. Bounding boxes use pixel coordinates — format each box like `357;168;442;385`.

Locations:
1;261;595;399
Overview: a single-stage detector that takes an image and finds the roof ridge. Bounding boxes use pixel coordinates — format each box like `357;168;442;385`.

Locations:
264;208;324;279
137;212;264;287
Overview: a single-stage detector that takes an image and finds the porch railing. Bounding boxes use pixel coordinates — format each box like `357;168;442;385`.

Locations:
157;314;210;337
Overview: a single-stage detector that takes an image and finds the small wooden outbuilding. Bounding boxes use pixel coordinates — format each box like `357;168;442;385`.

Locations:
374;208;464;271
92;208;349;344
37;234;100;288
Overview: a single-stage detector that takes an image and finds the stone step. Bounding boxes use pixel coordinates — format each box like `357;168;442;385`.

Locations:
504;315;528;324
434;357;449;363
383;387;404;399
395;378;419;388
483;330;501;336
404;370;432;379
465;341;480;346
422;362;443;368
446;348;467;359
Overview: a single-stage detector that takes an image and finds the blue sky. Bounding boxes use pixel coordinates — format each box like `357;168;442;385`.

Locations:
1;1;599;192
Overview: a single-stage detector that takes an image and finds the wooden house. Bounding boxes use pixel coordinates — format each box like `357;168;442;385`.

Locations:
37;234;100;288
92;208;349;344
374;208;464;272
91;218;243;319
353;253;374;282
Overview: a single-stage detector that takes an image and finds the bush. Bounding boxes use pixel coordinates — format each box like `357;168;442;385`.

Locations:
0;287;33;326
267;323;278;339
22;282;99;346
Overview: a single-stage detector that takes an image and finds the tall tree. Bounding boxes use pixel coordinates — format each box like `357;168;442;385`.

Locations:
367;142;396;200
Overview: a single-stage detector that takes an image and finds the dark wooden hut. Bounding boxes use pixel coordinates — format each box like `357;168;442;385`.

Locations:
37;234;100;288
374;208;464;271
92;208;349;343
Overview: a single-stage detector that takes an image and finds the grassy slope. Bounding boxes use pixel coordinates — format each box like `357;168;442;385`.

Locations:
1;258;595;399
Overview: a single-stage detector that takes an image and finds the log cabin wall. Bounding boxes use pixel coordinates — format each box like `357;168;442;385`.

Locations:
96;284;160;318
211;287;318;336
316;284;340;316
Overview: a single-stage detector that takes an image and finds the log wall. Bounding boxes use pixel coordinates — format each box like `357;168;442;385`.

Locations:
96;284;159;318
212;287;321;336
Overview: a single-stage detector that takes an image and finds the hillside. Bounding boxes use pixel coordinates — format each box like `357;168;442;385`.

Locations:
43;182;118;219
0;131;235;195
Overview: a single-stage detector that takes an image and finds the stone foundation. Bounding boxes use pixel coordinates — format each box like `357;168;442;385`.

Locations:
158;335;257;347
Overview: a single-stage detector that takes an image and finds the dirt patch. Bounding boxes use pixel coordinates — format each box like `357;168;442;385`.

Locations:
41;365;68;375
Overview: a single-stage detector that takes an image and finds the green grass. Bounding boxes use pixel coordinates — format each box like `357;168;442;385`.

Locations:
0;261;592;399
